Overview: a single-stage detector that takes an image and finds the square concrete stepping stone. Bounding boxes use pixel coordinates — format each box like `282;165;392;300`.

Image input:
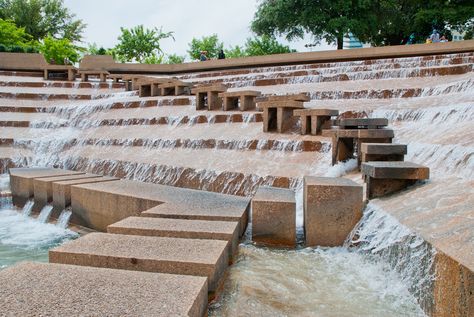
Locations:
9;168;84;207
108;216;239;257
252;186;296;247
49;232;229;292
304;176;363;247
0;262;207;317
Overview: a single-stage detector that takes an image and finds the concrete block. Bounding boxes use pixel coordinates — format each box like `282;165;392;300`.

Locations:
9;168;84;207
51;176;118;215
108;216;240;257
49;232;229;292
304;176;363;247
33;173;97;210
0;262;207;317
361;143;407;162
251;187;296;247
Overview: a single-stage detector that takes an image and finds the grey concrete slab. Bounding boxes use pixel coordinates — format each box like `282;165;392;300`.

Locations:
0;262;207;317
50;232;229;292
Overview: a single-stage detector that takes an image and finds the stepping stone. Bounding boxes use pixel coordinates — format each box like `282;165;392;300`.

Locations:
361;143;407;163
338;118;388;129
304;176;363;247
9;168;84;207
108;216;240;257
52;176;119;216
70;179;249;233
0;262;207;317
252;186;296;247
33;173;99;210
49;232;229;292
362;161;430;199
293;108;339;135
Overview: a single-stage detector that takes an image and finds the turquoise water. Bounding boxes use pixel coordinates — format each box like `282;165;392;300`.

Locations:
0;176;78;270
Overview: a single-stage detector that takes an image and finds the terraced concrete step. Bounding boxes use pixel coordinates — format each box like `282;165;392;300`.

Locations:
33;173;99;209
0;262;207;317
52;176;119;213
108;216;240;256
49;232;229;292
9;168;85;207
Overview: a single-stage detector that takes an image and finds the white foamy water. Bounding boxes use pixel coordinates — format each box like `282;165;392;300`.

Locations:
0;198;78;270
210;244;425;317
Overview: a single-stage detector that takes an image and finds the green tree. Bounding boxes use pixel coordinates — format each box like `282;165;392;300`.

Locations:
114;25;174;63
244;35;295;56
87;43;108;55
166;53;185;64
40;35;80;64
0;0;85;42
0;18;35;47
187;34;223;60
251;0;474;48
225;45;246;58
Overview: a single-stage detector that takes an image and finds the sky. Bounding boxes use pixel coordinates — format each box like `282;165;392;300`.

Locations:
64;0;335;60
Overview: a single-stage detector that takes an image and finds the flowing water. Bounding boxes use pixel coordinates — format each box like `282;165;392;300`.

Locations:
0;175;78;270
1;52;473;315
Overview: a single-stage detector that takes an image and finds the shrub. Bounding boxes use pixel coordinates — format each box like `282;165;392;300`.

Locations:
0;44;6;52
9;45;25;53
39;35;80;64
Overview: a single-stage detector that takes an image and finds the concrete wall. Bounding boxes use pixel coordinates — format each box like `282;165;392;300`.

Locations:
1;40;473;74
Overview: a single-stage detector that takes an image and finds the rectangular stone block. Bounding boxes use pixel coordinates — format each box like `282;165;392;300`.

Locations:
71;179;249;233
304;176;363;247
108;216;240;257
361;143;407;163
9;168;84;207
49;232;228;292
33;173;96;210
362;161;430;179
252;187;296;247
52;176;118;216
0;262;207;317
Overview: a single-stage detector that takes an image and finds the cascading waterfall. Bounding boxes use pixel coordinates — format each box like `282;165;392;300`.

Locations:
56;208;73;229
21;200;34;217
36;205;53;223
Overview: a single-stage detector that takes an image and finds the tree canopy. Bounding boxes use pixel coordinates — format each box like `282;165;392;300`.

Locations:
0;18;34;47
187;34;224;60
114;25;174;63
0;0;85;42
251;0;474;48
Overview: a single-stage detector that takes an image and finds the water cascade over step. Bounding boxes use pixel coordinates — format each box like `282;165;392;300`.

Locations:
36;205;53;223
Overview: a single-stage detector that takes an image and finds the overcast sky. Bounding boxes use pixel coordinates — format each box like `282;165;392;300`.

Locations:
64;0;334;59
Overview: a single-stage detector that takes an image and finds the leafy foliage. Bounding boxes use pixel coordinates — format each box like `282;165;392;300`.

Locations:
251;0;474;48
87;43;108;55
114;25;174;63
39;35;80;64
244;35;294;56
225;45;246;58
187;34;223;60
165;53;186;64
0;0;85;42
0;18;34;47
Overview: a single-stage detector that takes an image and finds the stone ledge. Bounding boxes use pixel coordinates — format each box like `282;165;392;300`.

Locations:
0;262;207;317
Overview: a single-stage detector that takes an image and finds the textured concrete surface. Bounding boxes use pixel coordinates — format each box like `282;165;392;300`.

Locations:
361;143;408;155
70;179;249;233
9;168;84;207
304;176;363;247
339;118;388;128
52;176;119;217
108;216;239;256
362;161;430;179
50;232;229;292
33;173;96;209
252;187;296;247
0;262;208;317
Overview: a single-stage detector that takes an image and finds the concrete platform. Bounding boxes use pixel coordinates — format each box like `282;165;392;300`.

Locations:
33;173;98;210
69;179;249;233
9;168;84;207
338;118;389;128
49;232;229;292
108;216;240;256
52;176;119;214
251;187;296;247
362;161;430;199
0;262;207;317
304;176;363;247
361;143;407;163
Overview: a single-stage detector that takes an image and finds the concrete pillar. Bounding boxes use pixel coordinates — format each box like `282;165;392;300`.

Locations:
252;187;296;247
207;91;222;110
304;176;363;247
